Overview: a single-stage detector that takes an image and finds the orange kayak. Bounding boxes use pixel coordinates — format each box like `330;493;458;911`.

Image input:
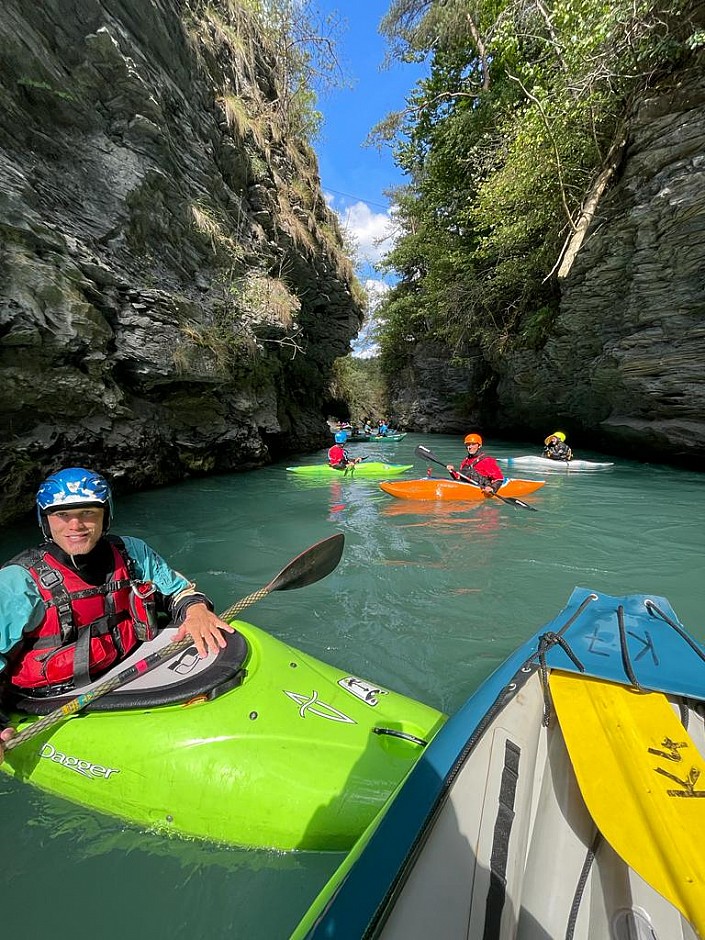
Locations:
379;478;545;501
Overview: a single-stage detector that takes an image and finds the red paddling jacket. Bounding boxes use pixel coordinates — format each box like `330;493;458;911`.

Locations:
451;452;504;491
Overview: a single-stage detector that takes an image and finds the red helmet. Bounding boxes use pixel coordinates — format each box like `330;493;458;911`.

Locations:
464;433;483;446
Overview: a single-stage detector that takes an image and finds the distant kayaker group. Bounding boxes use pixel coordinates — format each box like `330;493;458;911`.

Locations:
329;416;395;438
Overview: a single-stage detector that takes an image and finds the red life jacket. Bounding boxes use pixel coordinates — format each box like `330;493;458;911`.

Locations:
459;451;503;483
8;537;157;691
328;444;346;466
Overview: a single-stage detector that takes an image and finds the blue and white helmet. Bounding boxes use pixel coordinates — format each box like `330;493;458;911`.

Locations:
37;467;113;537
334;431;348;443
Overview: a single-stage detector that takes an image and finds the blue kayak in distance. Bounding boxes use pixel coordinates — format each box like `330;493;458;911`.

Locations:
293;588;705;940
344;433;407;443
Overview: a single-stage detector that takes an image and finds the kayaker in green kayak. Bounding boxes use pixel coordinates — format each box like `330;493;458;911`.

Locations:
543;430;573;461
328;431;362;471
0;467;234;764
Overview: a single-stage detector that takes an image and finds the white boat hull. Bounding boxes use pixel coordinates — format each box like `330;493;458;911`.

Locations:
499;455;614;471
376;670;699;940
293;589;705;940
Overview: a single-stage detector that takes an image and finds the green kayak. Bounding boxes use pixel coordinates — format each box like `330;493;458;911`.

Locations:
1;621;445;851
287;462;413;479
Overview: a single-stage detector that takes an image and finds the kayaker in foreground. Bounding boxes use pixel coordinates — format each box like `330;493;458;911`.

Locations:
446;434;504;495
0;467;234;764
543;430;573;461
328;432;362;471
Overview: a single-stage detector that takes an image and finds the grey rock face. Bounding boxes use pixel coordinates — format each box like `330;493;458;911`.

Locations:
496;66;705;462
388;343;491;434
0;0;363;522
390;65;705;465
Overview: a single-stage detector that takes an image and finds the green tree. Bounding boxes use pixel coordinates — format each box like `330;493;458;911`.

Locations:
330;356;389;420
374;0;702;368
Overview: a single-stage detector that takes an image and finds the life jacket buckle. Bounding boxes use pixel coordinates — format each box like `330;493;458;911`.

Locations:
39;568;63;589
132;581;156;599
130;581;158;640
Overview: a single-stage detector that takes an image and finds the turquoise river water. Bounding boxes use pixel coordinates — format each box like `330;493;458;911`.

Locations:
1;433;703;939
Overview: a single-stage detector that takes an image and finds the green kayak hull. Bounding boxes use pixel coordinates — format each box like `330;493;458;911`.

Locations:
1;621;446;851
287;462;413;479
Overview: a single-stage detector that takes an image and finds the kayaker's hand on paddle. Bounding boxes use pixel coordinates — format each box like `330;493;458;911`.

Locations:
174;602;234;657
0;727;16;764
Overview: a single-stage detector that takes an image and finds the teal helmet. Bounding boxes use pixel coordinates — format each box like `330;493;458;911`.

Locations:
334;431;348;443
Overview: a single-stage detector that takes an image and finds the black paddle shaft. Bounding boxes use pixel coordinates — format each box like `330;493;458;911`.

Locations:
414;444;537;511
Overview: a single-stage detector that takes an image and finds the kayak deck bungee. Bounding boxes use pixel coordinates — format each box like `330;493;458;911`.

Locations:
499;455;614;471
293;588;705;940
1;622;446;851
287;462;413;479
379;477;545;500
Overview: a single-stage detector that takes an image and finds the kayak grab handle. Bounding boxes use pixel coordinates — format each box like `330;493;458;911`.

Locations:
372;727;428;747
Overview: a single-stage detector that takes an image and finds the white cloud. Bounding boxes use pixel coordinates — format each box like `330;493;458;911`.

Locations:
351;279;390;358
365;278;391;308
325;193;396;266
322;194;398;358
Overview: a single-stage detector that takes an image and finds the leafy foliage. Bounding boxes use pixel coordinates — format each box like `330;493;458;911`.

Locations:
375;0;700;371
330;357;389;421
242;0;348;140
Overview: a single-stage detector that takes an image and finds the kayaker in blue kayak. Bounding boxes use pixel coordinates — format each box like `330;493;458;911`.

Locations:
543;431;573;461
446;433;504;494
0;467;234;761
328;432;362;471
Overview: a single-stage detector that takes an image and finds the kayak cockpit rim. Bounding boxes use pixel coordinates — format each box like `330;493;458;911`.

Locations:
10;629;248;715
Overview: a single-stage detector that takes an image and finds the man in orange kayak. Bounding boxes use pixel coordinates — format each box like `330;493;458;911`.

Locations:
327;432;362;471
446;433;504;495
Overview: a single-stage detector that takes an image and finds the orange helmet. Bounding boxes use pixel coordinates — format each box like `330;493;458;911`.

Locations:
464;433;483;446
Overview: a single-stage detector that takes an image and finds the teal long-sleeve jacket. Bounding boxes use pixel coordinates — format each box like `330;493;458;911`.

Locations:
0;536;195;676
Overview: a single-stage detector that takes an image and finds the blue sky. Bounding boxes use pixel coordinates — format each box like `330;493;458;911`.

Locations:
312;1;428;308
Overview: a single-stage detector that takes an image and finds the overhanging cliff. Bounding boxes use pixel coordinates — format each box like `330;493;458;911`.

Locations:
0;0;364;521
